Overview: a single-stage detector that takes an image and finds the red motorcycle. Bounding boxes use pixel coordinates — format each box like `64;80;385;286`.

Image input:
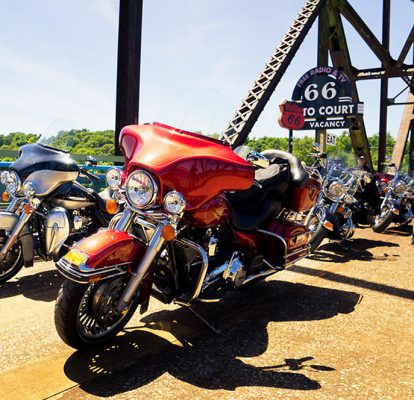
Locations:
54;122;320;349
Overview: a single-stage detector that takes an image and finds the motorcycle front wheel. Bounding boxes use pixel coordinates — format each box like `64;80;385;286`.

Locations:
307;215;326;253
0;234;24;284
372;208;394;233
54;276;140;350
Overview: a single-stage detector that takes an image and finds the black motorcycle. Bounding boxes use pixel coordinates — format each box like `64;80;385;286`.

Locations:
0;137;120;283
349;169;381;227
305;161;358;252
371;167;413;233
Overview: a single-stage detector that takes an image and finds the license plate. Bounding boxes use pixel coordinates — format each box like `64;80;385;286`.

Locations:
64;250;87;267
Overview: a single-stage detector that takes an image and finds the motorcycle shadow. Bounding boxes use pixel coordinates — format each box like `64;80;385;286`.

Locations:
381;225;413;237
0;269;63;302
63;280;360;396
308;238;400;263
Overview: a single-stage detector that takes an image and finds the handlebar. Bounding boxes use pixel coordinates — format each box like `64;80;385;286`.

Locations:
80;167;100;182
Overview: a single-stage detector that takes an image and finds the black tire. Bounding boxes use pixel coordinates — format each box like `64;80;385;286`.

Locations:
54;277;140;350
372;210;394;233
309;224;326;253
0;235;24;284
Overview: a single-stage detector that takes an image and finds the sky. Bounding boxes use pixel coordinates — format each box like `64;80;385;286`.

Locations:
0;0;413;140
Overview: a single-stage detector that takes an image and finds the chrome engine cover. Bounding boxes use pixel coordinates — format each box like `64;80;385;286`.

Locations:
44;207;70;258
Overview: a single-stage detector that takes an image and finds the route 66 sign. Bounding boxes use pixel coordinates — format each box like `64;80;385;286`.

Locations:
278;100;305;130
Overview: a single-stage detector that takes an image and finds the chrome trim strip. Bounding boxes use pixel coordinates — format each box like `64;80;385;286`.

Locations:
56;258;131;284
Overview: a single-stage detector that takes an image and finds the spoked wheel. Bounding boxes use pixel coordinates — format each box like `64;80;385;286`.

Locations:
307;215;326;253
54;276;140;350
372;207;394;233
0;234;24;284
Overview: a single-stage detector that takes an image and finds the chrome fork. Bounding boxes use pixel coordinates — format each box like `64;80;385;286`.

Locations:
0;200;32;260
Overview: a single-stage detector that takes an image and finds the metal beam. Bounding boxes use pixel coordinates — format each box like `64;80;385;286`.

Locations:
396;25;414;68
316;2;330;151
355;65;414;80
391;92;414;169
221;0;326;148
378;0;390;171
337;0;412;88
327;0;373;170
115;0;143;156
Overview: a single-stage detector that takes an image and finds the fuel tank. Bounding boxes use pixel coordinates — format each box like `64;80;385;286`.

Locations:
50;181;96;209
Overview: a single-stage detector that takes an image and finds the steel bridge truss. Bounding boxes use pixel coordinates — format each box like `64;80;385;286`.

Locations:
220;0;414;172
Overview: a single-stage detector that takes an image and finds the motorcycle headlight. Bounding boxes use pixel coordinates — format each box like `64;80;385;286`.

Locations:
395;182;406;196
344;194;355;204
0;171;9;185
23;181;36;197
6;171;22;195
125;170;158;209
105;168;122;189
327;181;346;200
163;191;186;215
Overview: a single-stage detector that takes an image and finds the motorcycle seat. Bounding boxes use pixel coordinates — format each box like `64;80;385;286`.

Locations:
261;149;309;187
227;163;289;230
231;198;283;230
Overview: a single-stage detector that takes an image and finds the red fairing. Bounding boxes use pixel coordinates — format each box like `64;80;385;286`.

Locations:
119;123;254;210
75;229;145;270
184;194;232;228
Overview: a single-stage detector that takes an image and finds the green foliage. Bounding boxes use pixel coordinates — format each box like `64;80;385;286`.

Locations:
0;129;115;160
0;132;39;150
0;129;411;172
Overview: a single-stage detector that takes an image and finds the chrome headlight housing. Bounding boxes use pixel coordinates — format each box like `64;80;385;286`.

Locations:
163;191;186;215
105;168;122;189
327;181;346;201
5;171;22;195
125;170;158;209
343;194;355;204
394;182;406;196
23;181;36;197
363;174;372;184
0;171;9;185
379;181;388;190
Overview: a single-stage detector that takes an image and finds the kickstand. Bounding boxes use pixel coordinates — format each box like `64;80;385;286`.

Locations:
185;306;226;336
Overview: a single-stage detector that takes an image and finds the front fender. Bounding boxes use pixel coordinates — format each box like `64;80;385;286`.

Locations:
0;211;34;267
57;229;146;283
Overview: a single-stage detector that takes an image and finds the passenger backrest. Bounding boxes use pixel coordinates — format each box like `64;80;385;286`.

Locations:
261;149;308;188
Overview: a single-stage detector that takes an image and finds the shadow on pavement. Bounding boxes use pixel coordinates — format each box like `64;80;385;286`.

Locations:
289;265;414;301
382;224;413;237
0;269;63;302
63;280;360;396
308;237;399;263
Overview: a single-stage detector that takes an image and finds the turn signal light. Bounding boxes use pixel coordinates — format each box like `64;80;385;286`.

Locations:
106;199;119;215
23;203;31;214
161;225;176;241
336;205;345;214
323;220;334;231
2;192;9;202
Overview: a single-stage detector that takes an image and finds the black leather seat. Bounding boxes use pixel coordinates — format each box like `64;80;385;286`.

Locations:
261;149;309;187
228;149;309;231
227;162;290;230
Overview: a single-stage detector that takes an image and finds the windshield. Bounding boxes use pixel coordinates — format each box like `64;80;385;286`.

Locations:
154;88;235;141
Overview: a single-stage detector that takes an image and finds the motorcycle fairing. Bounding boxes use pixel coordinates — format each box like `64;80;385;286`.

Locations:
119;123;254;209
10;143;79;181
